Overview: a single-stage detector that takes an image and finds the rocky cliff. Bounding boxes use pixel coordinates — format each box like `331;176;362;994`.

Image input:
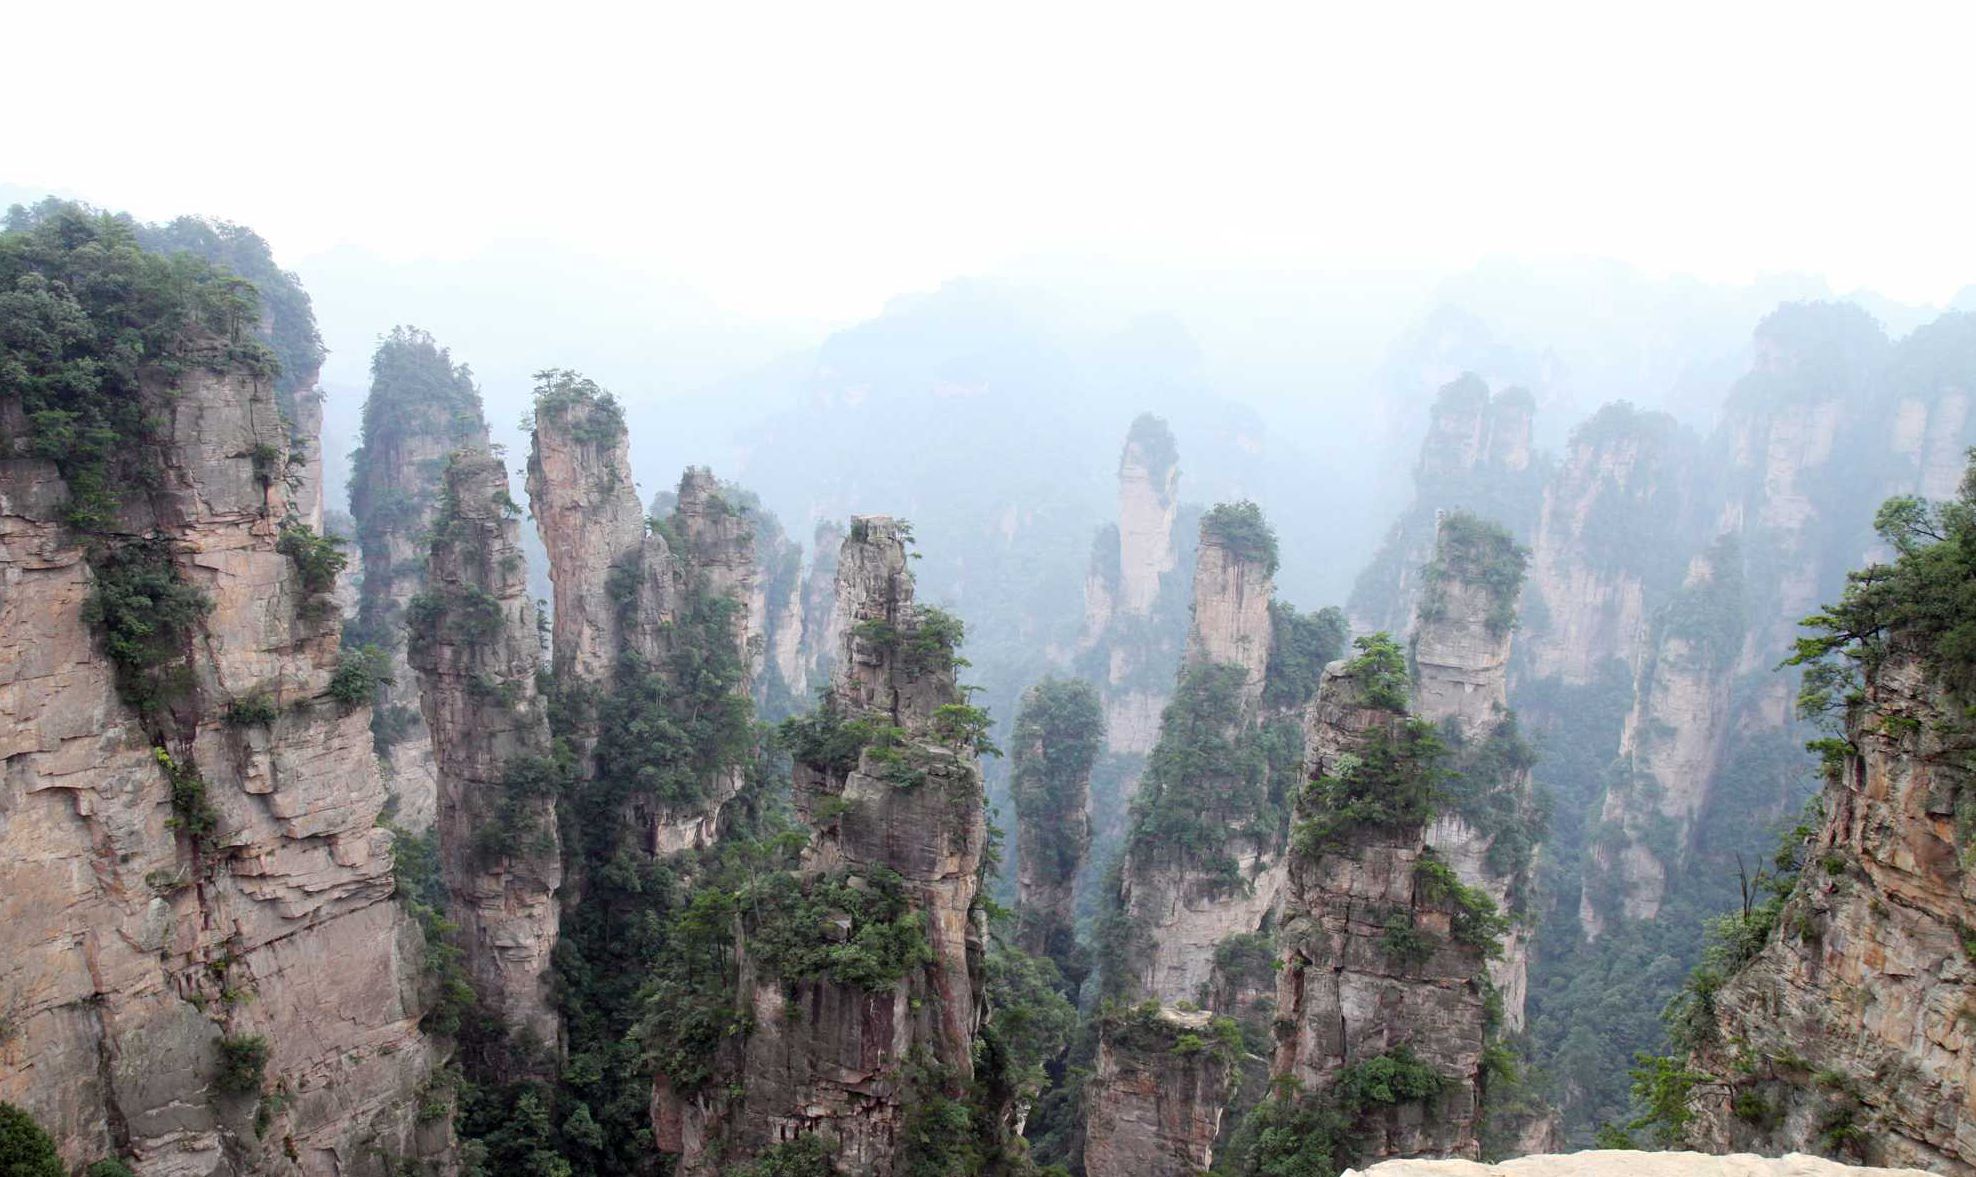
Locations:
0;239;443;1176
1350;1153;1938;1176
525;374;648;695
658;516;996;1173
1075;417;1196;879
1350;376;1545;638
348;328;491;833
1262;647;1494;1168
0;206;445;1175
407;450;561;1054
1684;649;1974;1173
1410;513;1541;1029
1109;503;1286;1006
1520;403;1695;687
1082;1004;1236;1177
1010;678;1104;990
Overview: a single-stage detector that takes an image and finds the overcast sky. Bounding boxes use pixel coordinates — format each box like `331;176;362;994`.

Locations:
10;0;1974;323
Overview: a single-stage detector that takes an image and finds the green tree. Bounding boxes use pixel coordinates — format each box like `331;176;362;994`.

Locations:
0;1102;63;1177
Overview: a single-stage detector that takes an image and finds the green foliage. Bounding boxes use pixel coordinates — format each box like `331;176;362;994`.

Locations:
529;369;624;448
728;1136;836;1177
1659;534;1746;665
1262;604;1348;711
276;523;347;596
1200;500;1280;576
156;747;219;841
1439;715;1547;889
592;588;752;809
214;1033;271;1095
777;694;891;773
86;1160;138;1177
474;753;568;863
1342;632;1409;713
1293;719;1448;857
1788;451;1976;721
1222;1049;1451;1176
224;690;278;728
1413;851;1512;956
748;867;936;990
328;644;392;706
0;1101;64;1177
1621;1054;1712;1147
83;540;211;713
388;825;477;1038
2;200;280;530
931;702;1000;757
1418;511;1527;636
1010;678;1104;845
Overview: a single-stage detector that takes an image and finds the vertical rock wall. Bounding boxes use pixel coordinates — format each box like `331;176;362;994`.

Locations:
408;450;561;1052
0;361;443;1174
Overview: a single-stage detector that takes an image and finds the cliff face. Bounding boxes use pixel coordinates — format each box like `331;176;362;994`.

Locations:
1350;376;1544;638
348;328;490;833
1520;405;1693;687
0;361;442;1173
1687;649;1975;1173
1114;414;1181;618
1076;418;1195;877
407;450;561;1052
1112;508;1282;1006
1082;1006;1235;1177
1010;679;1103;989
664;517;991;1173
1581;540;1742;933
525;383;647;692
1411;513;1539;1028
1269;658;1490;1164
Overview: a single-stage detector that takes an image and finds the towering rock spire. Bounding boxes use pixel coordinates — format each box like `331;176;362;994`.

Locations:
408;449;562;1052
348;326;491;832
1410;511;1541;1028
1114;412;1181;617
1266;642;1492;1165
1108;502;1285;1005
660;516;997;1173
1348;375;1545;637
1010;677;1104;989
525;371;648;691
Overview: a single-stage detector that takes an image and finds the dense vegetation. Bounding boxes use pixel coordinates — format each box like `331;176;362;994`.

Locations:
0;1102;64;1177
1417;510;1527;636
1200;500;1280;577
1220;1048;1452;1176
1;200;276;529
1009;677;1105;983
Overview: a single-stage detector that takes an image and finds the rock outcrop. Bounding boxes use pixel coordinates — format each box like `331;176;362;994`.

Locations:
407;450;561;1053
1685;648;1975;1173
661;517;994;1173
1110;504;1284;1006
0;357;443;1173
525;376;648;694
1520;403;1694;687
1010;678;1104;989
1268;654;1491;1165
1349;376;1544;638
1075;417;1195;866
1082;1005;1235;1177
1410;513;1541;1028
348;327;491;833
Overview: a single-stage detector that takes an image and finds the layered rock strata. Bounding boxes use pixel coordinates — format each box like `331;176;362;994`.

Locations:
408;450;562;1052
348;328;491;833
1686;649;1975;1173
1082;1006;1235;1177
661;517;992;1173
0;357;443;1174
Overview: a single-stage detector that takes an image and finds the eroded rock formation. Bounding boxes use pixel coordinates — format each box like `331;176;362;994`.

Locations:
1685;648;1975;1173
1082;1005;1235;1177
348;327;490;833
0;356;442;1174
1010;678;1104;989
1349;1152;1937;1176
407;449;561;1052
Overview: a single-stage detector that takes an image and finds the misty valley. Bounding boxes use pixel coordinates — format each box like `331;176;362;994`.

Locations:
0;197;1972;1177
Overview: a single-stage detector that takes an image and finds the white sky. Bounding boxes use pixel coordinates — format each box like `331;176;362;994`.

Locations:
9;0;1975;322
